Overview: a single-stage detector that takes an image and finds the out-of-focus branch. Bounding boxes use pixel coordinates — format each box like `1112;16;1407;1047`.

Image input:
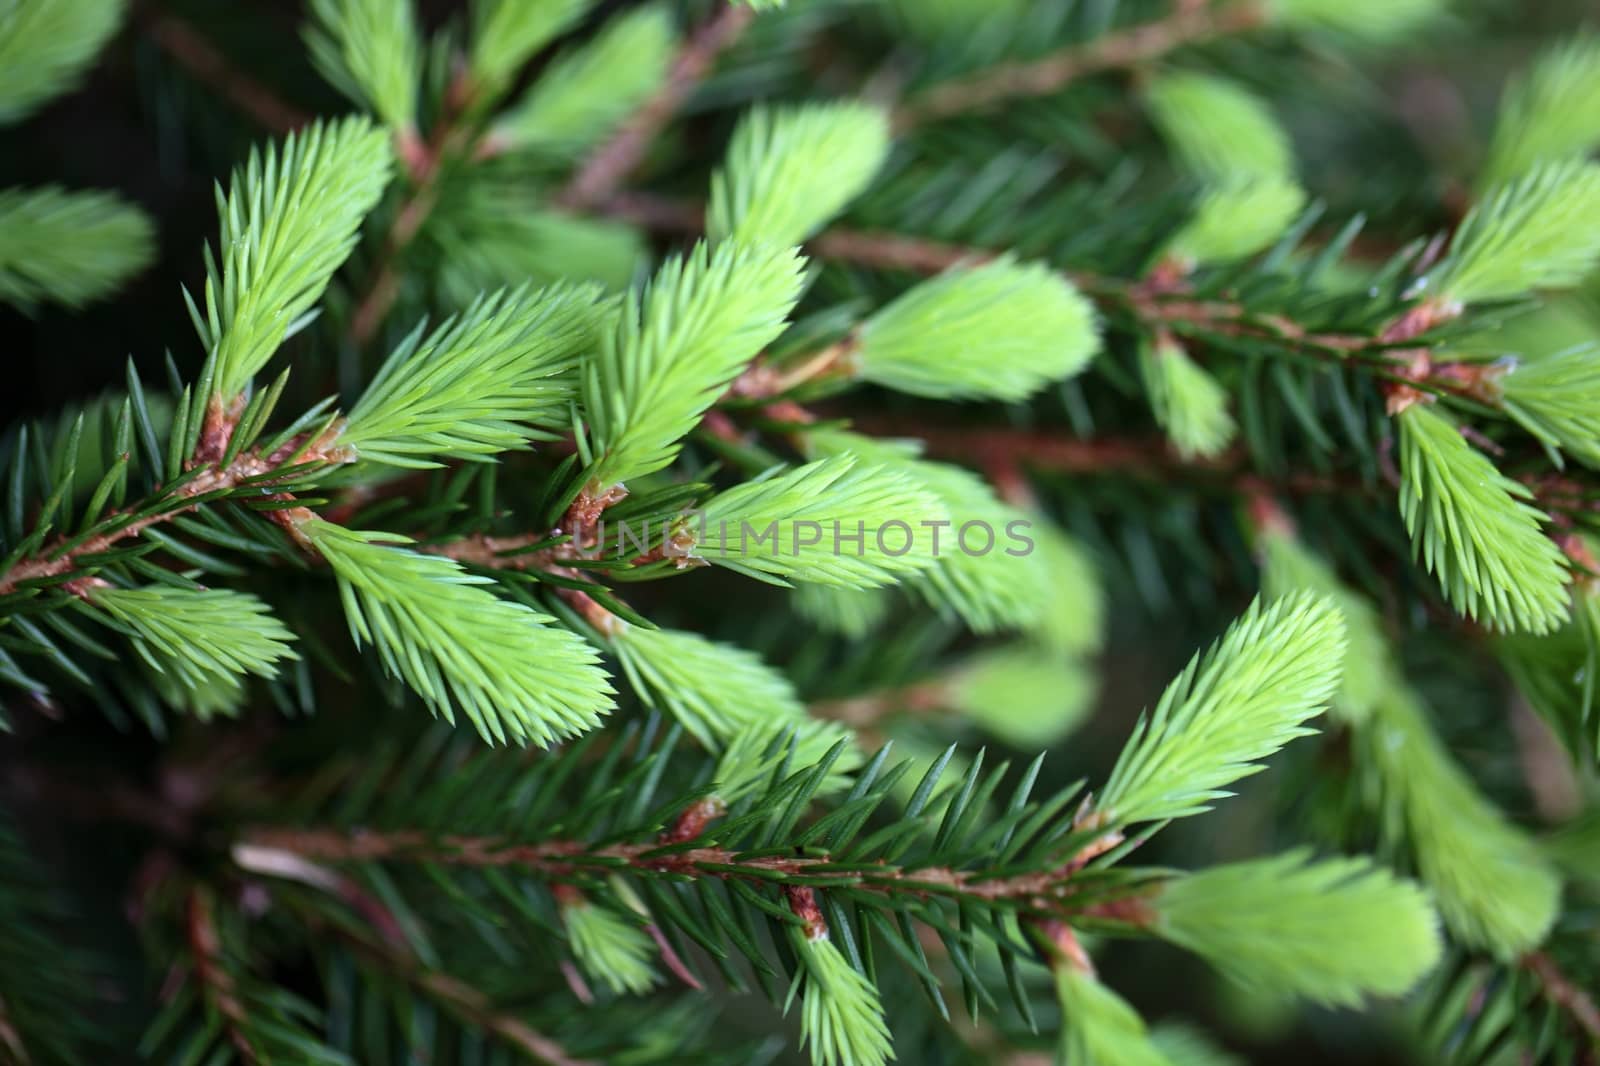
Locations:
893;1;1269;128
555;4;756;211
140;6;309;132
1523;952;1600;1046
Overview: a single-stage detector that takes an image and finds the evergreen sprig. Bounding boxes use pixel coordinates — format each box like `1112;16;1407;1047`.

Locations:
1054;965;1173;1066
1481;37;1600;188
1139;338;1235;460
492;5;675;158
304;519;613;745
853;258;1101;402
1166;175;1307;268
1396;403;1570;634
609;623;811;749
305;0;422;133
337;283;606;467
1363;686;1562;958
582;240;806;490
806;430;1053;634
1153;850;1442;1006
562;894;661;995
0;0;124;125
787;922;894;1066
1499;343;1600;469
1261;529;1564;959
0;186;153;310
85;584;297;705
946;646;1095;748
693;454;946;588
1145;71;1293;182
469;0;591;98
195;119;394;401
1097;592;1345;826
1434;160;1600;305
707;102;891;248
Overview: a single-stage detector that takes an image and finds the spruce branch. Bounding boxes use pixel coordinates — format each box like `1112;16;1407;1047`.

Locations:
305;0;423;136
691;454;947;588
1095;591;1345;826
1151;850;1441;1006
82;584;298;700
581;239;805;492
1481;36;1600;189
707;102;892;249
240;826;1127;909
467;0;592;103
198;117;394;401
337;282;608;468
0;428;344;600
1144;71;1293;183
1433;160;1600;306
894;2;1270;129
1397;403;1571;634
556;2;756;212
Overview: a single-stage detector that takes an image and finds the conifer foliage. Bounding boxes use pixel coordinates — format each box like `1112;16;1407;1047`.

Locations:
3;0;1600;1063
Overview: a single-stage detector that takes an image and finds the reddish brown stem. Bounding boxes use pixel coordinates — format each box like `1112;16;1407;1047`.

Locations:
1523;952;1600;1046
854;421;1370;499
141;6;309;133
595;193;1394;361
811;680;949;730
895;2;1269;129
241;828;1120;914
556;5;756;211
0;434;341;598
186;889;255;1061
348;72;477;348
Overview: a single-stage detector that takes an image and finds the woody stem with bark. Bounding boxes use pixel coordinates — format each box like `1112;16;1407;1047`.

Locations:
0;434;341;598
237;827;1154;922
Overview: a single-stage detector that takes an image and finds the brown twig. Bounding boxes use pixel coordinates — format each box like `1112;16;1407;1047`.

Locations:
1524;951;1600;1047
414;969;596;1066
556;4;756;211
852;421;1372;499
140;6;310;133
348;70;480;348
427;532;633;635
238;828;1149;919
186;889;255;1061
811;681;948;730
0;432;342;598
893;1;1270;129
230;846;593;1065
